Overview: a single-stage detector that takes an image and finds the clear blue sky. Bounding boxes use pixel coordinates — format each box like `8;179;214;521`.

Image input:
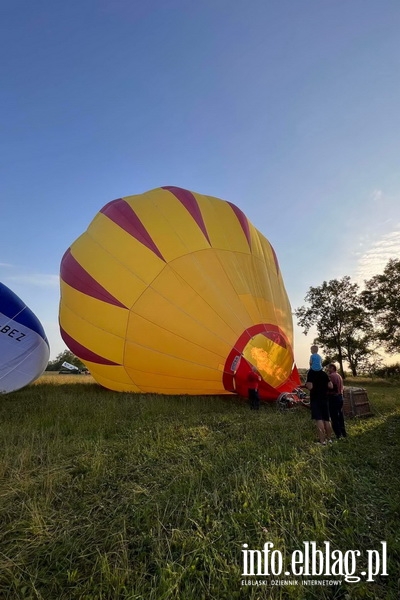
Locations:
1;0;400;366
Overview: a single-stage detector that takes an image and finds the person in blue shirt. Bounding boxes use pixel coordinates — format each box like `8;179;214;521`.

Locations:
309;345;323;371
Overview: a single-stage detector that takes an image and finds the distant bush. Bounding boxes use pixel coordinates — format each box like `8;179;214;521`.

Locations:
373;362;400;379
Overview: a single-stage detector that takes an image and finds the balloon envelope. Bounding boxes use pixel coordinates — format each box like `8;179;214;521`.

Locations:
0;282;50;393
59;187;300;399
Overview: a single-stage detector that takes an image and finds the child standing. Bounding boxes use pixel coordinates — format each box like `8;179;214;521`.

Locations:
309;345;323;371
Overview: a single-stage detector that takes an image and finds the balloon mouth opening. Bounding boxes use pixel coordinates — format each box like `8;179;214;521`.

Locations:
223;324;299;400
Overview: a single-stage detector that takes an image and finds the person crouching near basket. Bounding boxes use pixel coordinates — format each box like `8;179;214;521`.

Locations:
247;365;262;410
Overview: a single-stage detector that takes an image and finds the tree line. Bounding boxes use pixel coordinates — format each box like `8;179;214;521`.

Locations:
295;258;400;378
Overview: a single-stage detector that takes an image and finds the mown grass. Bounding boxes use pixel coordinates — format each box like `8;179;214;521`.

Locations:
0;376;399;599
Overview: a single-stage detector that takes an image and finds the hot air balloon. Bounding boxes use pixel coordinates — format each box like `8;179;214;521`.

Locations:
59;187;300;400
0;282;50;393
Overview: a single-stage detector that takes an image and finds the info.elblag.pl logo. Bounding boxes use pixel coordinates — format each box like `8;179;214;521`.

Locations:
241;541;388;585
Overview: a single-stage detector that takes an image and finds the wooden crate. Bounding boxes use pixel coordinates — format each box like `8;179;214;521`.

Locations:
343;387;373;418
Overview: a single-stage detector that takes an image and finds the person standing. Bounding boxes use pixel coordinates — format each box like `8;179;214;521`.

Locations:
309;345;323;371
327;363;347;439
306;368;333;445
247;366;261;410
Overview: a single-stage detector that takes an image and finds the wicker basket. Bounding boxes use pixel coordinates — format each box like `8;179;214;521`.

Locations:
343;387;373;418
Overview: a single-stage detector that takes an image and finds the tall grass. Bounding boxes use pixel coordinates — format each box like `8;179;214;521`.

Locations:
0;376;399;599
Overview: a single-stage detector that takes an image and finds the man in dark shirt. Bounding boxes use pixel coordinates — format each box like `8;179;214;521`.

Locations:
306;368;333;445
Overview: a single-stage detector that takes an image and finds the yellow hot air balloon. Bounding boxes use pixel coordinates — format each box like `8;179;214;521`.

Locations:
59;187;300;399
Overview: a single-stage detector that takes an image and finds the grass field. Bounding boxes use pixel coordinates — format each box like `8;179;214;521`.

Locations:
0;374;399;599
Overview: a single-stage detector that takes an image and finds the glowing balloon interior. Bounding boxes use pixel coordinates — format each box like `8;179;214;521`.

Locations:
0;282;50;393
59;187;300;399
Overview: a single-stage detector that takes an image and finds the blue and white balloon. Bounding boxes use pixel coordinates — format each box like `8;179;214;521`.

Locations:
0;282;50;393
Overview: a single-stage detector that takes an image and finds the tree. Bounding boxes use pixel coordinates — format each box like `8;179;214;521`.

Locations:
362;258;400;354
295;277;374;377
46;350;85;371
341;333;378;378
356;353;384;378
